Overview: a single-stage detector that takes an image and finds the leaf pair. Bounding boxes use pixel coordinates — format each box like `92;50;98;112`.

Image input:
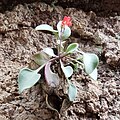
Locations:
60;60;77;101
18;61;60;93
35;22;71;40
18;60;61;92
57;21;71;40
18;47;58;93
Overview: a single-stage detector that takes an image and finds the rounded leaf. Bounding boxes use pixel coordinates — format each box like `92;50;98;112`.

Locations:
57;21;71;40
57;21;62;34
32;52;50;66
45;62;60;87
18;68;41;93
68;84;77;101
83;53;99;74
60;60;73;78
42;47;56;57
89;68;97;80
66;43;79;53
35;24;58;33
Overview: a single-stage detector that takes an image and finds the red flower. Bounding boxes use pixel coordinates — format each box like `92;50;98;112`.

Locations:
62;16;72;27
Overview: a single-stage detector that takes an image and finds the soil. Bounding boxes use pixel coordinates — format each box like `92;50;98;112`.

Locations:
0;1;120;120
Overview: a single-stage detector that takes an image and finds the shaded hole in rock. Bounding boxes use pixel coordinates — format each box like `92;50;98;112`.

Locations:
67;110;72;116
18;23;32;28
100;53;106;63
72;31;81;38
18;24;24;28
86;113;100;119
4;71;10;75
47;93;63;112
105;69;110;73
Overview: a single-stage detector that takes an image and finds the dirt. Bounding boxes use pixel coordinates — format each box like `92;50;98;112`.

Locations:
0;1;120;120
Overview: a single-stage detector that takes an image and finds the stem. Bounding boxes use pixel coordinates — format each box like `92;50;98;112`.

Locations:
59;34;62;55
67;57;84;68
50;53;69;63
58;27;64;57
76;49;84;55
66;78;71;85
35;53;69;73
36;64;46;73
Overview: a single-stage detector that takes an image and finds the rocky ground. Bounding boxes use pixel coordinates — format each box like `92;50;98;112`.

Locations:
0;1;120;120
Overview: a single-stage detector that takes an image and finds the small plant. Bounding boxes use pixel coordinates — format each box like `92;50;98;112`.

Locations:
18;16;99;102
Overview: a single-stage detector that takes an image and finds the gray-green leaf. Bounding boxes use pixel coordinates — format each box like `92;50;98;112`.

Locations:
45;62;60;87
18;68;41;93
89;68;97;80
66;43;79;53
83;53;99;74
68;84;77;101
32;51;50;66
35;24;58;33
42;47;56;57
57;21;71;40
60;60;73;78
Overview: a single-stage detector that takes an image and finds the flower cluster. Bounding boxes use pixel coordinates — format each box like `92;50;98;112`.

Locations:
62;16;72;27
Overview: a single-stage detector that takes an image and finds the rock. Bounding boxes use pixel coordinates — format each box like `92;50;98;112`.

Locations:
0;0;120;16
0;115;8;120
102;38;120;67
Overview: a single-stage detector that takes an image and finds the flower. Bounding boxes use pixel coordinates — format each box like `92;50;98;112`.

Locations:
62;16;72;27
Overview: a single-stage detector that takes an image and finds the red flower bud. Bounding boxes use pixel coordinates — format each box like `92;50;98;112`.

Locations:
62;16;72;27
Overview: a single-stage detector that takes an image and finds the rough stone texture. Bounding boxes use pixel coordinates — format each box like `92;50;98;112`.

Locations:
0;0;120;16
0;2;120;120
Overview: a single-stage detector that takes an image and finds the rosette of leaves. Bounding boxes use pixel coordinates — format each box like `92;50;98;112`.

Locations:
18;21;99;106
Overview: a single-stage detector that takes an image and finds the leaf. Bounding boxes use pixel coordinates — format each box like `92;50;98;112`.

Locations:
60;60;73;78
89;68;97;80
83;53;99;74
57;21;62;35
32;51;50;66
42;47;56;57
45;62;60;87
66;43;79;53
35;24;58;33
18;68;41;93
62;26;71;40
68;84;77;101
57;21;71;40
